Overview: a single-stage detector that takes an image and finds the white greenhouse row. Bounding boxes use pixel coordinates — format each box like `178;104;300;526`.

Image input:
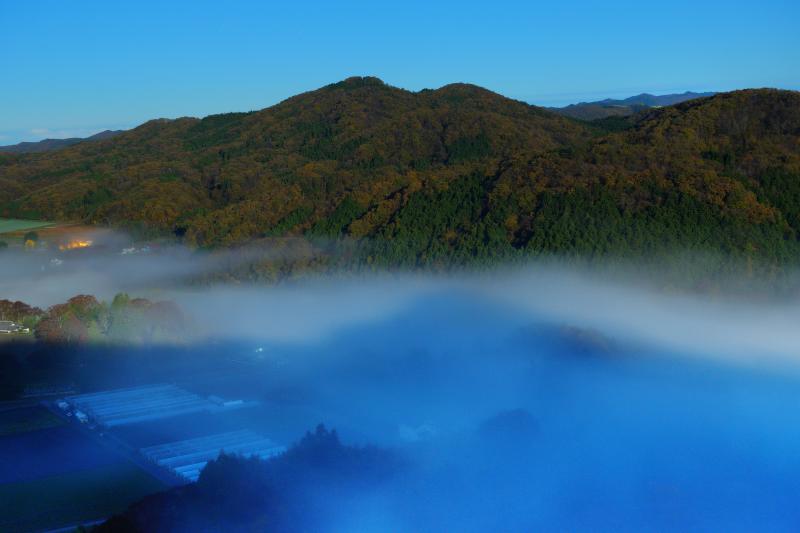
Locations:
64;384;215;427
140;429;286;482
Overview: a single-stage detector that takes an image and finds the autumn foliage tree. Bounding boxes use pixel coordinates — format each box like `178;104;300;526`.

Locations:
34;294;186;344
0;299;44;325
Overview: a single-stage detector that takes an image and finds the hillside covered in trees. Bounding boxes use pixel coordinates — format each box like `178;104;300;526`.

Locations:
0;294;185;345
97;425;400;533
1;78;799;272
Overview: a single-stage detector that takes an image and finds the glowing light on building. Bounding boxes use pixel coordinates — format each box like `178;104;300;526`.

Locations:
59;239;93;251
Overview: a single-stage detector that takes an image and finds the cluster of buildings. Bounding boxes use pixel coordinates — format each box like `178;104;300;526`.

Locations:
60;384;219;427
0;320;30;334
56;384;282;484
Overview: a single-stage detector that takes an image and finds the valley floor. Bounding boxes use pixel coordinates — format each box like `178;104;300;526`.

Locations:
0;404;165;532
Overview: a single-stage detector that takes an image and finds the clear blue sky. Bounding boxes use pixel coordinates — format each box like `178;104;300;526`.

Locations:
1;0;798;144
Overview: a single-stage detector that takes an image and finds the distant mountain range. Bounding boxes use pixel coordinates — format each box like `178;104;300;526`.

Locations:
1;78;798;276
0;129;124;154
551;91;716;121
0;92;713;153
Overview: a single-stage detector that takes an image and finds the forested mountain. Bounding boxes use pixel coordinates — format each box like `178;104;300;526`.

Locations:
0;129;123;154
1;78;799;272
552;91;716;120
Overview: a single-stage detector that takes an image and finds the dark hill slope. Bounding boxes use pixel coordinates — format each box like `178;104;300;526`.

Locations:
488;90;800;263
1;81;799;272
0;77;589;246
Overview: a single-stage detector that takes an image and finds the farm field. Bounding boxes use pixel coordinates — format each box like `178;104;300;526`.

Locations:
0;424;122;485
0;405;63;437
0;462;164;532
0;218;53;234
0;409;165;532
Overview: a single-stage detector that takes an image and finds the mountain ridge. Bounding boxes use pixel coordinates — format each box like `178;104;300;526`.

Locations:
552;91;716;121
0;129;125;154
1;79;799;275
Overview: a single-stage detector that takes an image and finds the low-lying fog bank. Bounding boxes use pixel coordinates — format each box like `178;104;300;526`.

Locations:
83;283;800;531
4;238;800;530
7;228;797;361
174;267;800;365
182;280;800;531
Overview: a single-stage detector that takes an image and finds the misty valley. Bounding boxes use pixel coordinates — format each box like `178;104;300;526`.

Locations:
3;236;800;531
2;6;799;527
